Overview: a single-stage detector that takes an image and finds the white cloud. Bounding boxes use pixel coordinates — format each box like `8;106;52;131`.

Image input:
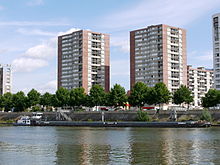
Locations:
21;80;57;94
111;36;129;53
11;27;81;73
25;44;54;59
188;50;213;68
0;21;69;26
190;50;213;60
102;0;220;30
27;0;44;6
38;80;57;94
17;28;56;36
16;28;81;37
58;28;81;36
24;38;56;59
11;37;56;72
101;0;220;53
12;57;48;72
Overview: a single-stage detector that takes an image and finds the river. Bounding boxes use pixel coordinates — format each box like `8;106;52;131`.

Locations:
0;126;220;165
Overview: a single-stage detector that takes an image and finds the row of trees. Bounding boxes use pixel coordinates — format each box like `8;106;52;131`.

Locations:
0;82;195;112
0;84;127;112
0;89;52;112
202;89;220;108
129;82;193;109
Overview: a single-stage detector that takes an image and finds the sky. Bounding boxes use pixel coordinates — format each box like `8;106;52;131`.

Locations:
0;0;220;94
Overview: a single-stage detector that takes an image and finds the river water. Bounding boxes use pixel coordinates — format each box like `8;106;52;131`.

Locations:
0;126;220;165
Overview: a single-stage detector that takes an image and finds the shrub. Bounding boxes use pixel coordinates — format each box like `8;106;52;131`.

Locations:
200;110;212;122
137;111;151;121
31;106;41;112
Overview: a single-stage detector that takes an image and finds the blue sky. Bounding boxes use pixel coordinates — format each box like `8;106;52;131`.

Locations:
0;0;220;93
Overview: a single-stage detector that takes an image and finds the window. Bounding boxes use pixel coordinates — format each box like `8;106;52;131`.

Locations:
216;74;220;78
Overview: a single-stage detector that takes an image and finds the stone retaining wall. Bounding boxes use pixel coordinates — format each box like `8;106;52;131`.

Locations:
1;110;220;122
0;112;56;121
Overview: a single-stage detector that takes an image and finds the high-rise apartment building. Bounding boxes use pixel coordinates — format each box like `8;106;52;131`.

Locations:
187;65;214;107
58;30;110;93
130;24;187;92
0;64;12;95
212;13;220;90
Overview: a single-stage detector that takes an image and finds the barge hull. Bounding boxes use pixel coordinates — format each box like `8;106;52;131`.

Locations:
27;121;212;128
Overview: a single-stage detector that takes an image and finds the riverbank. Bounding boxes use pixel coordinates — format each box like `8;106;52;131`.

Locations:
0;110;220;122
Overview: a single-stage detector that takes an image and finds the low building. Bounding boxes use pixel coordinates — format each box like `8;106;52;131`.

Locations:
187;65;214;108
0;64;12;95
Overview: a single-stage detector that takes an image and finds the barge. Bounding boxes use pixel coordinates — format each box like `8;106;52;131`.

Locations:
13;112;211;127
13;113;43;126
17;121;211;128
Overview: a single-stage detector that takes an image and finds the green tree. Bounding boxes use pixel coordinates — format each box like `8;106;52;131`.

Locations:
12;91;27;112
2;92;13;112
50;94;59;107
147;83;171;110
146;87;157;105
40;92;53;109
31;106;41;112
87;85;106;107
103;92;111;106
69;87;86;109
85;95;92;107
202;89;220;108
129;82;148;109
27;89;41;107
54;87;70;107
0;95;4;110
109;84;127;108
173;85;193;108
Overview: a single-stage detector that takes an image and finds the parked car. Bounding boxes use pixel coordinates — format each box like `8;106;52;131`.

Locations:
142;107;155;110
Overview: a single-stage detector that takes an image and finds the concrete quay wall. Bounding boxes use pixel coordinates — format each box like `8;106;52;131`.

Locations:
1;110;220;122
0;110;220;121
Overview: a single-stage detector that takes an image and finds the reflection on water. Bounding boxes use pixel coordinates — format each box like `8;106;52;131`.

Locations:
55;127;132;165
0;127;57;165
1;127;220;165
